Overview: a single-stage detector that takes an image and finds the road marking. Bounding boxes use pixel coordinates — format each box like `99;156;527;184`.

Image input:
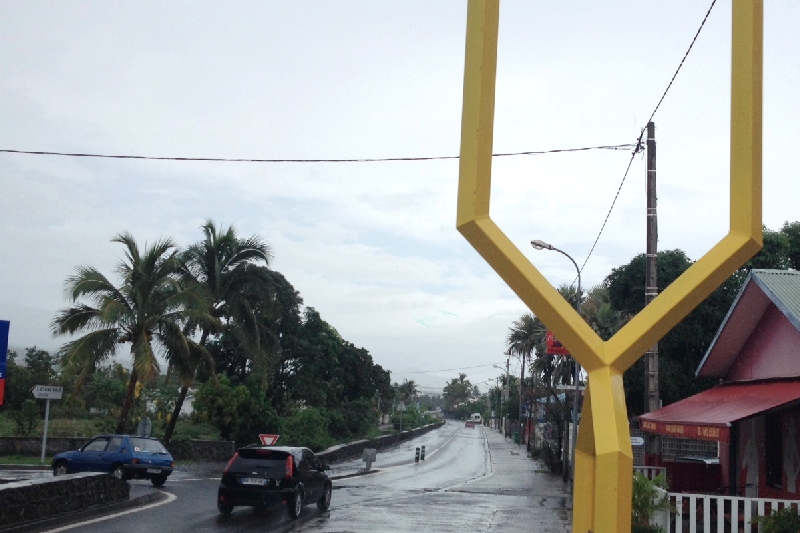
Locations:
40;491;177;533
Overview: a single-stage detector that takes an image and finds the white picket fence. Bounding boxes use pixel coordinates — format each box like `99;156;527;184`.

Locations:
652;493;800;533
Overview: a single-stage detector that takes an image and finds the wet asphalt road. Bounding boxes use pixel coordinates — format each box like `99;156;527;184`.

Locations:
21;421;572;533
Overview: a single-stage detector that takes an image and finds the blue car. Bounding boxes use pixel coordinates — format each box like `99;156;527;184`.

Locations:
52;434;175;487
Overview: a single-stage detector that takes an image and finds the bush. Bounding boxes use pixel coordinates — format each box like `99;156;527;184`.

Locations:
538;441;562;474
281;408;334;451
10;400;40;436
632;472;670;533
328;400;375;441
750;506;800;533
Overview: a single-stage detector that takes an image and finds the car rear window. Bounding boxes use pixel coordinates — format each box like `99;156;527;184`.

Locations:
232;449;290;476
130;438;169;454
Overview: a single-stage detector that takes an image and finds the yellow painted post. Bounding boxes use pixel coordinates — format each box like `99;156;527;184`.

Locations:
457;1;762;531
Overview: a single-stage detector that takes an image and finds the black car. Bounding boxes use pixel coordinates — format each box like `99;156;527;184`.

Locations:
217;446;332;518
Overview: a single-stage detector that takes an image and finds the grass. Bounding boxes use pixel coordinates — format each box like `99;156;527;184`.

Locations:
0;455;52;465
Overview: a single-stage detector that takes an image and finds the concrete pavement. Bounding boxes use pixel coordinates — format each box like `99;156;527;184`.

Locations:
461;425;572;533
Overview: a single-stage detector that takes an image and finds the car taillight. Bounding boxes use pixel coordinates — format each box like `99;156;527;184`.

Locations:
131;458;140;464
223;453;239;474
284;455;294;480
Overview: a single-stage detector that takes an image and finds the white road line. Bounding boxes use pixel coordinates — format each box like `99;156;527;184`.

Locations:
40;491;178;533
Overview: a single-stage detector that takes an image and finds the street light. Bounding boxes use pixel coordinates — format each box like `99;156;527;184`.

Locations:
531;239;582;486
493;363;507;436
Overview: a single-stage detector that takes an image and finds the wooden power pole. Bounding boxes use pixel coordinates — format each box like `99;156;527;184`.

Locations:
644;122;660;462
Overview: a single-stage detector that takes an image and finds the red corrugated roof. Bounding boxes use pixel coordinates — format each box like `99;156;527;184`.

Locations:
638;380;800;442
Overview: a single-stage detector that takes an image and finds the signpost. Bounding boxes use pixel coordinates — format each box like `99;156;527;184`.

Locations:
32;385;63;464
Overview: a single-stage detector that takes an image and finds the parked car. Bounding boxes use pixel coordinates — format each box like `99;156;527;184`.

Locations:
217;446;332;518
51;434;175;487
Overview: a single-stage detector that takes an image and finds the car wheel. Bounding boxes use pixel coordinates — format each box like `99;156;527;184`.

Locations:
53;461;69;476
317;483;332;511
151;475;167;487
288;488;303;519
112;465;126;481
217;501;233;515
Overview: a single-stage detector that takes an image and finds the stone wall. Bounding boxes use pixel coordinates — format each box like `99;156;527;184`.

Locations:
318;422;444;464
0;473;128;528
166;439;235;461
0;437;89;457
0;436;235;462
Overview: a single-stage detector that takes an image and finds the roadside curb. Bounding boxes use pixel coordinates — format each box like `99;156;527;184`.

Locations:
330;469;378;481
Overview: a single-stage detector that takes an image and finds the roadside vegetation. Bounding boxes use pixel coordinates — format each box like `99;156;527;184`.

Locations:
0;220;439;452
496;221;800;473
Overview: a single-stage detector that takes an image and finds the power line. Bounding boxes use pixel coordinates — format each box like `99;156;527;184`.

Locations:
403;362;507;375
0;144;635;164
579;0;718;275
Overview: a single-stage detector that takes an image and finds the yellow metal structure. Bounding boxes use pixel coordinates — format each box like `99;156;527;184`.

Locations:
456;2;762;532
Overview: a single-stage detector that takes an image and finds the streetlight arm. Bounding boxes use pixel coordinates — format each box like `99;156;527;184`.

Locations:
530;240;581;304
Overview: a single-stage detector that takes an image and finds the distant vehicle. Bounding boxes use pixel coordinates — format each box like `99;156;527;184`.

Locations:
470;413;482;423
217;446;332;518
52;435;174;487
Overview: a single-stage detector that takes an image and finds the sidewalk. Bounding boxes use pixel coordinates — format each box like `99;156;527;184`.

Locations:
458;426;572;533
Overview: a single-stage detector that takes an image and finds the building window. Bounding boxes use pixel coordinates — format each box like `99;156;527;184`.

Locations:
766;413;783;489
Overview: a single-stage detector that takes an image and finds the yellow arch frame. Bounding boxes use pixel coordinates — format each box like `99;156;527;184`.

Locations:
457;2;762;531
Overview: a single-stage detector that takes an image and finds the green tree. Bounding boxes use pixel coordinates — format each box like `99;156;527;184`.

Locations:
394;380;418;405
781;221;800;270
4;349;33;410
10;399;40;436
282;407;333;451
83;363;128;414
24;346;56;385
51;232;211;434
191;374;250;441
442;373;473;411
164;220;271;442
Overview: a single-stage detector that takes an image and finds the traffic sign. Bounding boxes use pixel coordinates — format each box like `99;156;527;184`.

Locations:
630;436;645;446
258;434;280;445
31;385;63;400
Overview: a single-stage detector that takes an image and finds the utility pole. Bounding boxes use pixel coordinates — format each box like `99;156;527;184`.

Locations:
644;121;661;463
505;357;510;438
497;376;502;432
518;352;525;446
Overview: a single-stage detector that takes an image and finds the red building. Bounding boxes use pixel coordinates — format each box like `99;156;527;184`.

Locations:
640;269;800;498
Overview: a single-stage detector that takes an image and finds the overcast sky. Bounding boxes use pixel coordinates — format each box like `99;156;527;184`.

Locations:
1;1;797;395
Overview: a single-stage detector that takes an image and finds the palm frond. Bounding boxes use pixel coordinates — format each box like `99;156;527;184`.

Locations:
51;304;105;336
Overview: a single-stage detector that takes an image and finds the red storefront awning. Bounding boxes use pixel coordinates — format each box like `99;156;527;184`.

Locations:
638;380;800;442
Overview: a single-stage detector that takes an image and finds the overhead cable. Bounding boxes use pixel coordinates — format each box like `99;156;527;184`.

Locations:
0;144;635;164
578;0;718;276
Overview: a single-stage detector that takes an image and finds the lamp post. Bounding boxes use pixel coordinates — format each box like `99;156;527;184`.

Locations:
493;362;508;436
531;239;582;486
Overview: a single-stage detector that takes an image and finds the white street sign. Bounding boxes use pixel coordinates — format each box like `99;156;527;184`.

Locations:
32;385;63;400
630;436;645;446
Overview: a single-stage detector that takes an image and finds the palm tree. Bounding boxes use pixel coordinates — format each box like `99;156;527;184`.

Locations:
162;220;272;443
395;380;418;405
51;232;210;433
581;283;625;341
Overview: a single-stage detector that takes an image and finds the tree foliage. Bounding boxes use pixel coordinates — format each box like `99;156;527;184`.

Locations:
442;373;473;411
